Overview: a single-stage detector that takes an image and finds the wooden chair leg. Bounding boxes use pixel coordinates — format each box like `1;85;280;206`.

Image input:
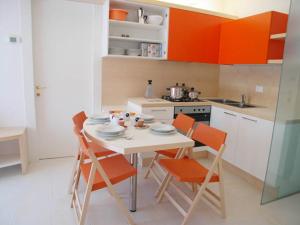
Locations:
79;164;96;225
68;144;81;194
144;153;159;179
218;163;226;218
157;174;172;203
155;173;170;198
192;183;198;193
181;182;207;225
71;167;82;208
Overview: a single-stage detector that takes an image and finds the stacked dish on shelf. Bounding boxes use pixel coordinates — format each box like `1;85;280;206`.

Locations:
108;48;142;56
109;47;126;55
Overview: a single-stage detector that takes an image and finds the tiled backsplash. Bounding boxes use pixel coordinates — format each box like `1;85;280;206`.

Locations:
101;58;281;109
218;65;281;109
102;58;220;105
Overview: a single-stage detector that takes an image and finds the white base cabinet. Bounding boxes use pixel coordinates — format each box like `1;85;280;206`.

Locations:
210;107;239;164
211;106;274;181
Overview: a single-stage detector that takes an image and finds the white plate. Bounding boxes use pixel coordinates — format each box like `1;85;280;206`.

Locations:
98;131;125;138
96;124;125;135
89;114;110;120
150;123;176;133
150;130;177;135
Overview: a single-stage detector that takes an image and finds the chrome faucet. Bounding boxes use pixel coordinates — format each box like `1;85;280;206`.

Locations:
241;94;246;105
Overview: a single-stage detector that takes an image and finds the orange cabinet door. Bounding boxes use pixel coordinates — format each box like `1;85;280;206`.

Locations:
168;8;231;64
219;11;288;64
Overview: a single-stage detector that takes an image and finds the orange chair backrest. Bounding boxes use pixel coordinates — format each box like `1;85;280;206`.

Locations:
172;113;195;135
72;111;87;130
192;123;227;151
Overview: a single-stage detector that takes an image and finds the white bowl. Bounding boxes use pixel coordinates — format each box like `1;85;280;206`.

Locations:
147;15;163;25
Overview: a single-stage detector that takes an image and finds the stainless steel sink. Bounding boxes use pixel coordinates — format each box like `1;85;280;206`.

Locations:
226;103;256;108
207;98;257;108
207;98;240;104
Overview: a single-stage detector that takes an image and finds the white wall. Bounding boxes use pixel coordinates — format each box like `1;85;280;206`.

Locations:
223;0;291;17
0;0;26;127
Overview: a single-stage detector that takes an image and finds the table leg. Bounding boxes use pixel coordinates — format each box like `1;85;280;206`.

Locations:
129;153;138;212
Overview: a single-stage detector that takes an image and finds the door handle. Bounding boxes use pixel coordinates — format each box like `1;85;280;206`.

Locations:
35;85;47;96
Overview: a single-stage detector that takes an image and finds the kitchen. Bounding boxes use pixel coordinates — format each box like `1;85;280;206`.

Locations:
0;0;300;225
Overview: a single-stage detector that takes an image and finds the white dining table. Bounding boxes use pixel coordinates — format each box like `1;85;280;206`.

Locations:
83;122;195;212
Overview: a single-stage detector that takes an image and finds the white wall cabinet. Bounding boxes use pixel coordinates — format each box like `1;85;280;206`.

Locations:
101;0;169;60
211;106;274;181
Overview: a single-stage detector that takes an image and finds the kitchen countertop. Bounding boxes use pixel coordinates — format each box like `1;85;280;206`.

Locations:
128;97;276;121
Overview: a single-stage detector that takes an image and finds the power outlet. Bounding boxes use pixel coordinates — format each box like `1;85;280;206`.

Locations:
256;85;264;93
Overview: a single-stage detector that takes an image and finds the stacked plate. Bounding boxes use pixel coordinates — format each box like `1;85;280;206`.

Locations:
141;114;155;123
150;123;176;135
96;124;125;138
86;114;110;125
109;47;126;55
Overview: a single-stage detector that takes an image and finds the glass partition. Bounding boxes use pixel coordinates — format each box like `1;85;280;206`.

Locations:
262;0;300;204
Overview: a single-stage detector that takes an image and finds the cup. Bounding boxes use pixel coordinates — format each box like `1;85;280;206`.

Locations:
118;119;125;127
136;119;144;127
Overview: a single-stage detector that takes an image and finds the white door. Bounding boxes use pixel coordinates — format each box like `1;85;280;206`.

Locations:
32;0;96;159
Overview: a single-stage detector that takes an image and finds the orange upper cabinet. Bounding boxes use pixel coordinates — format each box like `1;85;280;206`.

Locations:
168;8;232;64
219;11;288;64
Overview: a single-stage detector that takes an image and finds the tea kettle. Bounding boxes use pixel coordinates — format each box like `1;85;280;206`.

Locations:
138;8;144;24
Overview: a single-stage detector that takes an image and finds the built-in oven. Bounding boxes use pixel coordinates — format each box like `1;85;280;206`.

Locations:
174;105;211;147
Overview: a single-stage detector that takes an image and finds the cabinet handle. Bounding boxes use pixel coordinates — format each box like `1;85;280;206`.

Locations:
242;116;257;123
224;112;237;117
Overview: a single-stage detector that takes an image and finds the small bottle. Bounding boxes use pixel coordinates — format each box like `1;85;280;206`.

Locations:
145;80;153;98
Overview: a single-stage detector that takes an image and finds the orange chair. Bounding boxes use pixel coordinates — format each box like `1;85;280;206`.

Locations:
157;123;227;225
71;131;137;225
144;114;195;186
68;111;115;193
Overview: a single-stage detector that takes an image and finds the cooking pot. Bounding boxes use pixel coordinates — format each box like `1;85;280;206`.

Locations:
169;83;184;99
188;87;201;99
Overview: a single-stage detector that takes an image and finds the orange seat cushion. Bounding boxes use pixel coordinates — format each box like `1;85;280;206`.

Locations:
159;158;219;184
156;148;179;158
80;155;137;191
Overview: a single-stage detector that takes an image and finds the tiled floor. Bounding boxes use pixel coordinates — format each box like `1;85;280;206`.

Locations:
0;157;299;225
